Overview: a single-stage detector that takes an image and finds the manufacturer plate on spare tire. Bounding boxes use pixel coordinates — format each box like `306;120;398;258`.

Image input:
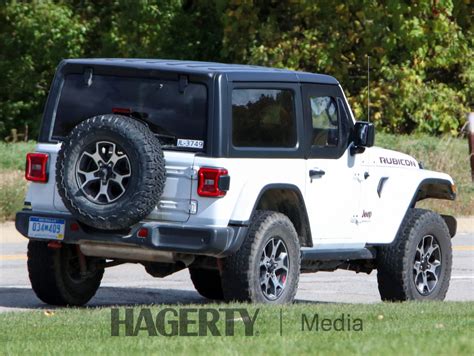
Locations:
28;217;65;240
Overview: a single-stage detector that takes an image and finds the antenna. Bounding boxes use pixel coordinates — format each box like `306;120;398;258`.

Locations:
367;55;370;123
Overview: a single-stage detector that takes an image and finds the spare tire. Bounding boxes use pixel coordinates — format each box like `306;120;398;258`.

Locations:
56;114;165;230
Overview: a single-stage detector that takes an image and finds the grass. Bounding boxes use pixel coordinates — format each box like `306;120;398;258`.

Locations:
0;141;35;221
0;171;27;222
0;141;36;171
0;302;473;355
0;134;472;221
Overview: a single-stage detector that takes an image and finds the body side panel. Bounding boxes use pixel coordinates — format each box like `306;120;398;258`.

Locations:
358;146;454;244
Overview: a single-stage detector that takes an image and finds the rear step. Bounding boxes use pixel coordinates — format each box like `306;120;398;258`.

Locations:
300;247;376;261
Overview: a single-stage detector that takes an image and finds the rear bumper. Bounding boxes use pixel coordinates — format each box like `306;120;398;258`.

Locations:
15;210;247;258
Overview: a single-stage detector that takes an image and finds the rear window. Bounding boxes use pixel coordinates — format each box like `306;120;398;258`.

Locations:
53;74;208;150
232;89;296;148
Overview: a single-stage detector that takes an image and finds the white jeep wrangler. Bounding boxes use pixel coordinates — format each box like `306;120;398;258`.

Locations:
16;59;457;305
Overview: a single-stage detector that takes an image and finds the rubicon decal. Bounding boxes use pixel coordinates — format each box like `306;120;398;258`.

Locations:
379;157;417;167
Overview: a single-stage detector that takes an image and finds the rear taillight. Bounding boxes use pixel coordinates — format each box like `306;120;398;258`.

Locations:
25;153;49;183
197;167;230;197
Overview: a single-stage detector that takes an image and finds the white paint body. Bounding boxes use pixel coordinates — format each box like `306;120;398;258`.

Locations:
27;138;453;250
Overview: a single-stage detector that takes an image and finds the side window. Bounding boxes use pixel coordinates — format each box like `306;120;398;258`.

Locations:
309;96;339;147
232;89;296;148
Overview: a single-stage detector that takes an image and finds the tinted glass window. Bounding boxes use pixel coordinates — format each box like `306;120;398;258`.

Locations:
232;89;296;148
309;96;339;147
53;74;207;149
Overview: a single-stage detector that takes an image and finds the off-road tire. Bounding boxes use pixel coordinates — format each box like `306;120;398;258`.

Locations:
27;241;104;306
376;208;452;301
221;210;300;303
56;114;165;230
189;268;224;300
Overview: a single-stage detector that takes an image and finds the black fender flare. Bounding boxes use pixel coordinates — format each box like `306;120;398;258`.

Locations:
408;178;457;237
410;178;456;205
229;183;313;247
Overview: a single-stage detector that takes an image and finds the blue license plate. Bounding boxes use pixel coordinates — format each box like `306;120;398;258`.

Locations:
28;217;65;240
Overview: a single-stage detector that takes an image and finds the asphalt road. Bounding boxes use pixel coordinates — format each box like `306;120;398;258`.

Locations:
1;222;473;312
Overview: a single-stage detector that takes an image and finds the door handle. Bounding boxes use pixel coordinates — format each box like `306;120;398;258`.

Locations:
309;169;325;178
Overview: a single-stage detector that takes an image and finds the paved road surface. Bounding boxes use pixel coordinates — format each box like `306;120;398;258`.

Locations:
1;222;473;312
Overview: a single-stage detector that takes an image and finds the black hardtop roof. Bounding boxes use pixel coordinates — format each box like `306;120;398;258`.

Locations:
61;58;339;85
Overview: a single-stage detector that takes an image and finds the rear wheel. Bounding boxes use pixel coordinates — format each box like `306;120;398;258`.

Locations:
221;211;300;303
376;208;452;301
28;241;104;306
189;268;224;300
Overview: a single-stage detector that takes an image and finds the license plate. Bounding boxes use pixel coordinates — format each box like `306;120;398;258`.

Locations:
28;217;65;240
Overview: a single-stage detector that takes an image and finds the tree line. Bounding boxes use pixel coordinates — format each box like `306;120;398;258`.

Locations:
0;0;472;140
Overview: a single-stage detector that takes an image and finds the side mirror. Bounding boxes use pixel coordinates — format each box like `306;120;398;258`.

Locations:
351;121;375;154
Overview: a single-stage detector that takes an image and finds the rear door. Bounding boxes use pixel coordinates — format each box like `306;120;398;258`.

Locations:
50;70;209;223
52;149;195;223
303;84;364;244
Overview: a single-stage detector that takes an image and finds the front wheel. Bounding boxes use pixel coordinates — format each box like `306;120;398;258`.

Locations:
221;211;300;304
376;208;452;301
28;241;104;306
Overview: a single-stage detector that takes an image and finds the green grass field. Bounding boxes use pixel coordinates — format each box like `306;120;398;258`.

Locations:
0;134;472;221
0;141;35;221
0;141;36;171
1;302;473;355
